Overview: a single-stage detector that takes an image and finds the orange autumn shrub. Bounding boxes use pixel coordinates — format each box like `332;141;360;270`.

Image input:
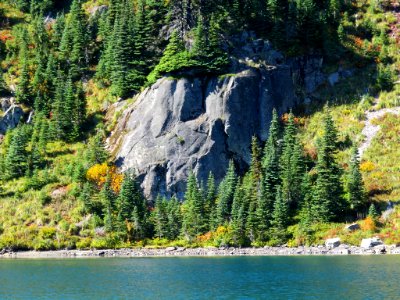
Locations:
197;232;212;242
86;163;123;193
361;216;376;232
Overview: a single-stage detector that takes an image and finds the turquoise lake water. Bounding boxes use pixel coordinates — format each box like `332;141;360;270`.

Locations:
0;256;399;299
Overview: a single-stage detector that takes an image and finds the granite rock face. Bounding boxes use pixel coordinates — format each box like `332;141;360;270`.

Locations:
110;65;296;199
0;97;24;135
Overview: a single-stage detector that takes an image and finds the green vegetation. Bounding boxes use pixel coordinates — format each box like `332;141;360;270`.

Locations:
0;0;400;250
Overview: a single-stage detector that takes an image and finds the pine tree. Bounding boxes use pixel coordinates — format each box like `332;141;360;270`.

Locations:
216;160;237;225
64;74;76;140
206;14;229;71
152;196;169;239
166;196;182;240
59;0;88;79
50;70;66;140
101;175;117;232
72;82;86;140
231;184;247;246
259;109;281;225
246;193;258;243
271;185;289;241
86;130;108;166
110;2;133;98
181;172;206;240
51;13;65;49
4;126;30;179
280;112;305;210
80;182;95;213
130;0;152;91
347;146;366;216
116;171;147;238
298;172;315;245
312;111;346;222
148;30;189;82
262;108;281;194
16;29;32;105
116;172;137;229
368;203;379;220
192;18;208;61
205;172;216;220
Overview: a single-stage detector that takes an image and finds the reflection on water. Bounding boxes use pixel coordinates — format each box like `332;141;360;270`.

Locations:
0;256;399;299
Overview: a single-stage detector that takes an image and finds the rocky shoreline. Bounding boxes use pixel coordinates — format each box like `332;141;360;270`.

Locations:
1;244;400;259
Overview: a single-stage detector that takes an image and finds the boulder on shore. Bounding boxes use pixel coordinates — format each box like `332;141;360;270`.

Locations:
325;237;341;248
361;237;383;249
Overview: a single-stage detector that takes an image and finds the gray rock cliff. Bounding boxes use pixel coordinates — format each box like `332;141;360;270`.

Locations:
0;97;24;135
110;64;297;199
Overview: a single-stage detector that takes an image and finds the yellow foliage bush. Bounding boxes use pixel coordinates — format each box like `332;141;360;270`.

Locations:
86;163;123;193
360;161;375;172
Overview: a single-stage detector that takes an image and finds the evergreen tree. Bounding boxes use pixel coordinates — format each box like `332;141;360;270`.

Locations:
116;172;137;228
4;126;30;179
86;130;108;166
181;172;206;240
262;109;281;194
64;74;76;140
347;146;366;216
216;160;237;225
271;185;289;242
246;192;258;243
71;82;86;140
166;196;182;240
205;172;216;221
110;2;133;98
130;0;152;91
259;109;281;228
116;171;147;239
280;112;305;209
100;175;116;232
15;29;32;105
312;111;346;222
80;181;95;213
51;13;65;49
368;203;379;220
231;184;247;246
148;30;189;82
50;70;66;140
59;0;88;78
152;196;169;239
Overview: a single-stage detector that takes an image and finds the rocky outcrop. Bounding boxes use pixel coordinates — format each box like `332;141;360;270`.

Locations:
110;64;296;199
0;97;24;135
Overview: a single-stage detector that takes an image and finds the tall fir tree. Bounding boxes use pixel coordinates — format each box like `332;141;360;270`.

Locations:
271;185;289;242
280;112;305;210
312;111;346;222
15;29;32;105
181;172;206;240
347;146;366;216
100;175;117;232
4;125;30;179
216;160;237;225
231;184;247;246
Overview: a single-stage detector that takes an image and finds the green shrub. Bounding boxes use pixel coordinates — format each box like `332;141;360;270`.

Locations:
76;237;92;249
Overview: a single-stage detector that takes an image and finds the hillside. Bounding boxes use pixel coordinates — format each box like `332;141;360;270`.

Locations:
0;0;400;250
